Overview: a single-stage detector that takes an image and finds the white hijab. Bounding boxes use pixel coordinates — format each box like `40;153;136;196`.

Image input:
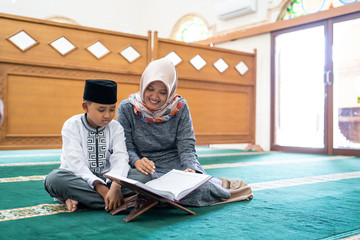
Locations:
129;58;185;123
139;57;177;106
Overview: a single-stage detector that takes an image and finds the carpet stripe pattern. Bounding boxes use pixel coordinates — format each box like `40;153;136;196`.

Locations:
1;171;360;222
1;148;360;240
202;155;354;169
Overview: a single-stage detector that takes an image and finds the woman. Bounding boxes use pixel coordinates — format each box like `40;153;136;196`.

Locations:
117;58;252;206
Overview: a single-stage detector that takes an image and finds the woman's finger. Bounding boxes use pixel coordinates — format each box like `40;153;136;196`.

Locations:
140;158;155;173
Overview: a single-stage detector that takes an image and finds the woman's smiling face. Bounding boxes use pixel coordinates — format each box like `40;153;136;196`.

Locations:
143;81;168;110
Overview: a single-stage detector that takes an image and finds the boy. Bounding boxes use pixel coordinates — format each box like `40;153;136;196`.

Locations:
44;79;130;212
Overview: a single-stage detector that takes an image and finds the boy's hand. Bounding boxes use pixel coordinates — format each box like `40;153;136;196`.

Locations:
134;157;155;175
105;181;123;212
94;180;109;199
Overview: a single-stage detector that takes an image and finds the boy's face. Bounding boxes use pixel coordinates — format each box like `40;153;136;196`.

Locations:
82;101;116;128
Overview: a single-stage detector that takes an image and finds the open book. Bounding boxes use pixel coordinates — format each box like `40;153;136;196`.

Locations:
105;169;212;202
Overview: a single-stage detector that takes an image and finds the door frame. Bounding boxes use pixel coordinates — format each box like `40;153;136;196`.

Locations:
270;12;360;156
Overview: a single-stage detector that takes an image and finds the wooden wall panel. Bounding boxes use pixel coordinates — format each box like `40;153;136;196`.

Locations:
177;86;254;145
0;14;151;73
7;74;139;135
0;13;256;149
154;33;257;145
0;63;140;149
0;13;149;149
7;74;84;135
153;33;255;86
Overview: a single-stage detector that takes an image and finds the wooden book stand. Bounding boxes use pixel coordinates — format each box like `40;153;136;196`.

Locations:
109;179;196;222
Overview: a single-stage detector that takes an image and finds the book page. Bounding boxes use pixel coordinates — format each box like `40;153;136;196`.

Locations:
105;172;177;200
145;170;211;199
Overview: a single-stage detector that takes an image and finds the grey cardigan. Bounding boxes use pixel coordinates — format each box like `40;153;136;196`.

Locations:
117;98;204;174
117;98;231;206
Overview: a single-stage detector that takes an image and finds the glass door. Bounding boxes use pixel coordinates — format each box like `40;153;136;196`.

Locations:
272;23;326;152
332;16;360;153
272;13;360;156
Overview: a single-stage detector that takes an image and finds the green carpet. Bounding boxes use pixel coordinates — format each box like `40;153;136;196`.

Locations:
1;148;360;240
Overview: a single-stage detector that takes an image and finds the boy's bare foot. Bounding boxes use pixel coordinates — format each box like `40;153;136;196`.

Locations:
65;199;78;212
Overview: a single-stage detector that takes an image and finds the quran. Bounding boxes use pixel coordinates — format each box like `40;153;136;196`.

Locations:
105;169;212;201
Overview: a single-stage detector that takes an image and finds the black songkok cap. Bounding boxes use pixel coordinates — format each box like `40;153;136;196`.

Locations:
83;79;117;104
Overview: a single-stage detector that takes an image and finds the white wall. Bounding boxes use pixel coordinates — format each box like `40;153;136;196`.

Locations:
0;0;282;37
0;0;142;34
137;0;281;39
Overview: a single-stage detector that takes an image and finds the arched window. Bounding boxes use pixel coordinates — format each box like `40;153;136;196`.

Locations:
171;15;211;43
280;0;359;20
